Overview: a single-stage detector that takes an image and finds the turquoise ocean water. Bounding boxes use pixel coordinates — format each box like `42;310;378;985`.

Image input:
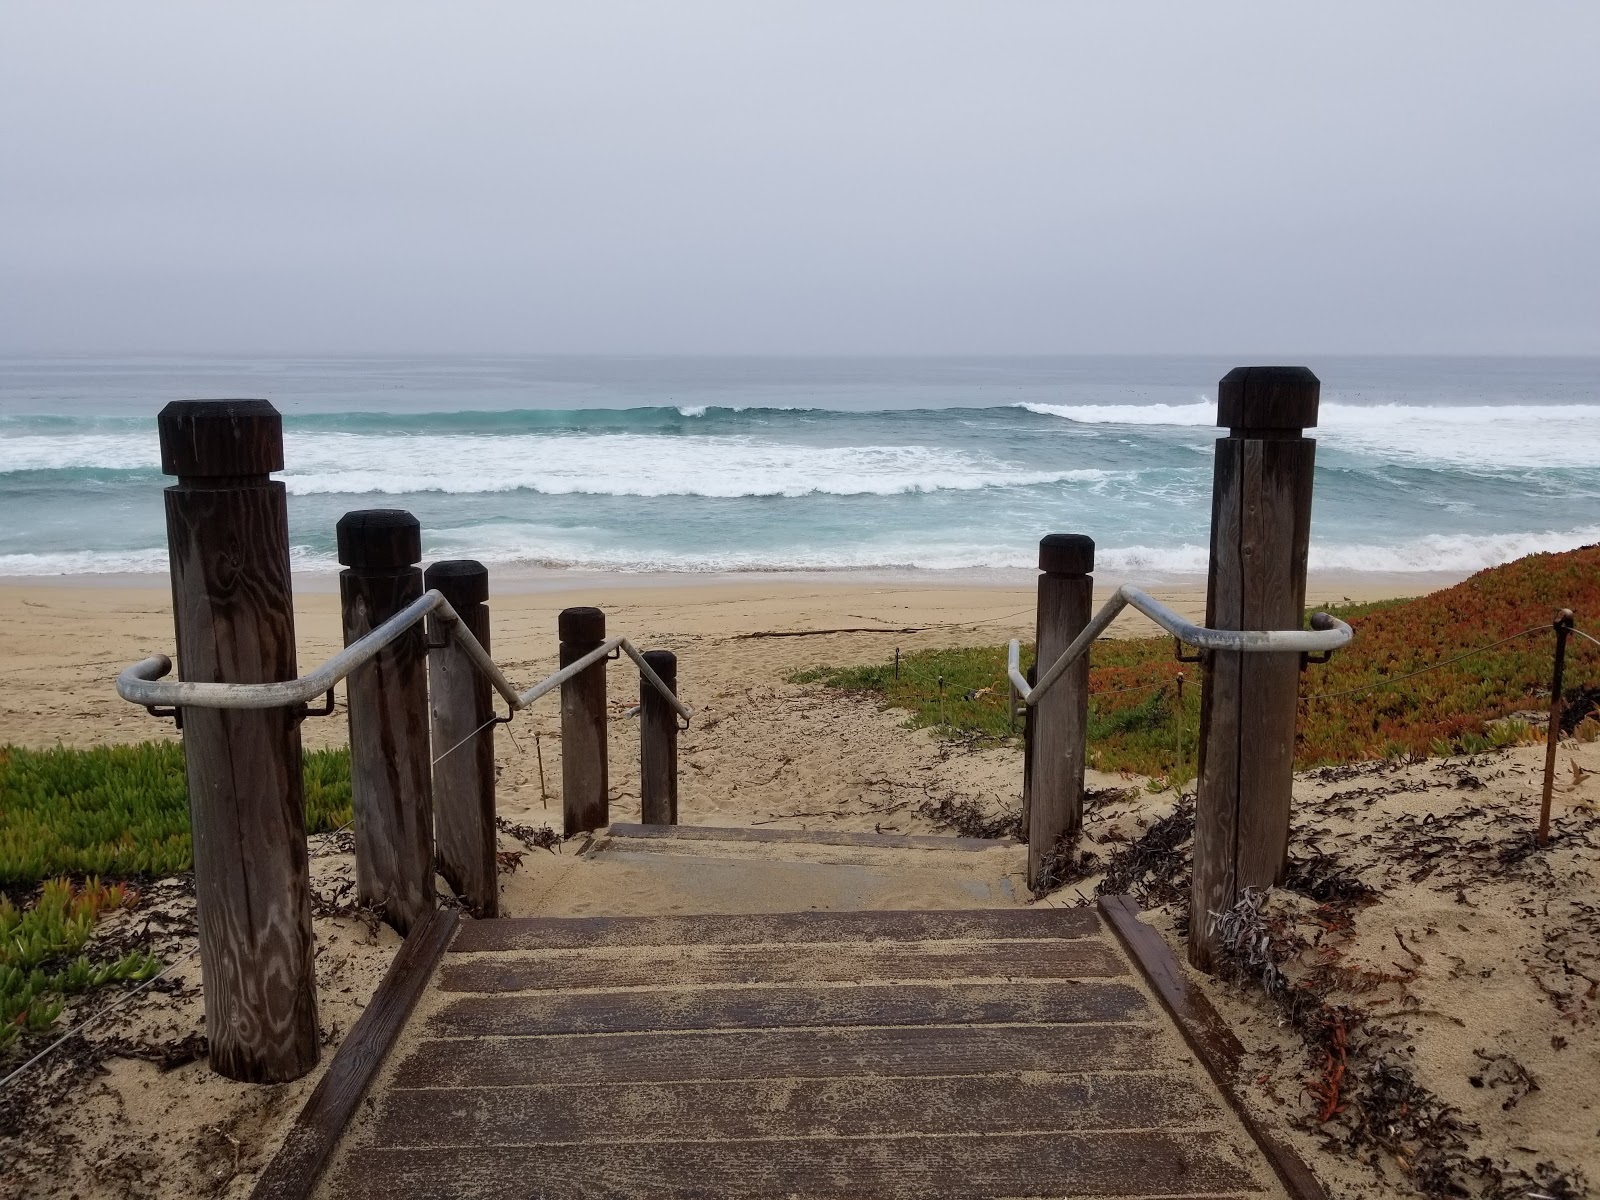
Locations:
1;356;1596;578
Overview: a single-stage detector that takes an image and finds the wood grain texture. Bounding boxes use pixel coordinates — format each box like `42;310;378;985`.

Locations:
438;937;1128;992
1236;439;1314;890
1191;431;1315;969
1191;436;1243;971
333;1130;1259;1200
249;908;458;1200
605;821;1006;852
638;649;678;825
164;470;319;1084
372;1073;1223;1145
449;907;1101;952
1101;895;1331;1200
428;589;496;917
394;1022;1165;1089
426;979;1149;1037
559;627;609;836
1029;570;1092;888
342;566;436;934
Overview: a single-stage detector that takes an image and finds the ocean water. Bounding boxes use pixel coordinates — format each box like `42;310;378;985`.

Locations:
1;356;1596;579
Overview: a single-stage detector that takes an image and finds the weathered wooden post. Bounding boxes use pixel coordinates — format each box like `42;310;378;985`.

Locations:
1028;534;1094;890
639;649;679;825
158;399;318;1082
559;606;609;836
1189;367;1319;971
1538;608;1575;847
425;559;498;917
338;510;435;934
1021;663;1036;837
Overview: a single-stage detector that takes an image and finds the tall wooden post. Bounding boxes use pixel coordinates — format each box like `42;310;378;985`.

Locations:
338;510;435;934
639;649;679;826
158;400;319;1083
1028;534;1094;890
425;559;497;917
559;606;609;836
1189;367;1319;971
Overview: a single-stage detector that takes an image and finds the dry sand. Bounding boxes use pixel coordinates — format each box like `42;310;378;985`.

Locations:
5;569;1596;1198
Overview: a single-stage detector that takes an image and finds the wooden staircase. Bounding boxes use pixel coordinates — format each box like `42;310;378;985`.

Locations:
254;826;1322;1200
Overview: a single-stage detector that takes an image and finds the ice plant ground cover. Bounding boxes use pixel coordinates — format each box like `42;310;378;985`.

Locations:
794;545;1600;781
0;879;159;1049
0;742;353;887
0;746;354;1052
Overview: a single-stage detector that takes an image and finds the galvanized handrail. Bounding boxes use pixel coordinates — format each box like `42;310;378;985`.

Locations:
1007;584;1352;708
116;589;692;722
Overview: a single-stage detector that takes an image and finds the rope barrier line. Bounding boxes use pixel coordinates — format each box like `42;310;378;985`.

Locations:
429;710;506;768
1089;680;1168;699
0;945;200;1094
1302;624;1551;703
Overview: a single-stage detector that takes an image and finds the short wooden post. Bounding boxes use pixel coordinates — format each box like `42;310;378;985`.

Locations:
1538;609;1575;847
1189;367;1319;971
1028;534;1094;891
425;559;497;917
338;510;435;934
158;399;318;1083
639;649;679;825
559;606;609;836
1021;663;1036;837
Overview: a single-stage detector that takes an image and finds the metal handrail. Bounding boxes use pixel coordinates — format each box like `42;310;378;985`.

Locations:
1007;584;1352;708
116;589;693;722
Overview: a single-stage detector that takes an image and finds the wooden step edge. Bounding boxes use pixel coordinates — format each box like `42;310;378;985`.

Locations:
248;906;459;1200
449;906;1101;953
1097;895;1329;1200
606;821;1011;852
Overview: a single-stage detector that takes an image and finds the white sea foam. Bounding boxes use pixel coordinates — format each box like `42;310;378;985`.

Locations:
1020;402;1600;470
276;433;1108;497
0;432;161;472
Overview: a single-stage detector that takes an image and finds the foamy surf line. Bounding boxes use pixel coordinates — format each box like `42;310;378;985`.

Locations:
4;526;1595;580
1019;401;1600;469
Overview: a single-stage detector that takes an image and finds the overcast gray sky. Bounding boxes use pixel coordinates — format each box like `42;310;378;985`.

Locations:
2;2;1596;355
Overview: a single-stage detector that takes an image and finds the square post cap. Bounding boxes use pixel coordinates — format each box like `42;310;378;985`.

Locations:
424;559;489;606
1039;533;1094;576
158;400;284;477
1217;366;1320;435
559;606;606;644
336;510;422;570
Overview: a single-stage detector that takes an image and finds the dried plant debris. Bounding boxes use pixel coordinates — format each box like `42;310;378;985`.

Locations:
914;795;1021;841
1093;793;1195;914
1028;837;1100;899
1211;888;1509;1198
495;817;562;853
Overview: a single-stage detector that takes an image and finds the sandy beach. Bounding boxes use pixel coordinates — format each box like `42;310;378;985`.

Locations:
4;566;1598;1199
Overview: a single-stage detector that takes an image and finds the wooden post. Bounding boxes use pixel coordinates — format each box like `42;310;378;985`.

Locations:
338;510;435;934
1021;663;1036;837
559;606;609;836
425;559;498;917
158;399;319;1083
1189;367;1319;971
1538;609;1575;847
1028;534;1094;891
639;649;679;825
